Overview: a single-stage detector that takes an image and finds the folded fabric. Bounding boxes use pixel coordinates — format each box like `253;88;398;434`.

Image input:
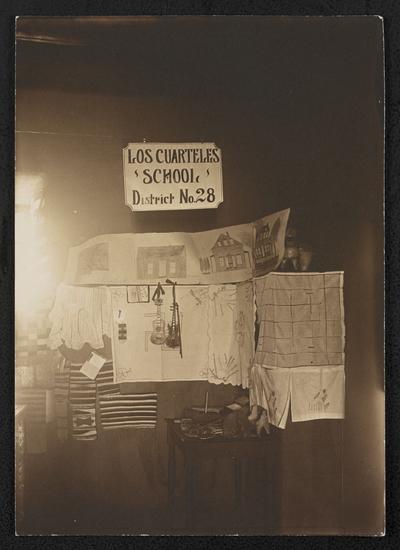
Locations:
249;364;345;429
48;284;112;351
290;365;345;422
249;364;291;429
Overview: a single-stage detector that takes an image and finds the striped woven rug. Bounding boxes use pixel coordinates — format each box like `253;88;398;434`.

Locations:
99;393;157;430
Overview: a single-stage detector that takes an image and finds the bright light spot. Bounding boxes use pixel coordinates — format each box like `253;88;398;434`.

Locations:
15;174;53;316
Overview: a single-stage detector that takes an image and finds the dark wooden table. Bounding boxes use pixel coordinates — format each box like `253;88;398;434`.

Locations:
166;418;272;529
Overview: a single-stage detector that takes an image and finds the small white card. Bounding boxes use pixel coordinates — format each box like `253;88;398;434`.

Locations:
80;352;106;380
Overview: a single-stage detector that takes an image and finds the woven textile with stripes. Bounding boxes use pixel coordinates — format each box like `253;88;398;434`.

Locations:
96;360;119;396
69;363;97;440
99;393;157;430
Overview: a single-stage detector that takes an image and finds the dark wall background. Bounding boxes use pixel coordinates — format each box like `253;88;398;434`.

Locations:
15;16;384;534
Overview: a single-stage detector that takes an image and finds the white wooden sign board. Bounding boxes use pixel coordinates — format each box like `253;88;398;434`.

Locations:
123;142;223;211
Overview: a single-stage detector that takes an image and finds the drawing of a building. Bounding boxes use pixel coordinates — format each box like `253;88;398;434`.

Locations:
210;232;249;272
76;242;109;280
254;218;280;274
137;245;186;279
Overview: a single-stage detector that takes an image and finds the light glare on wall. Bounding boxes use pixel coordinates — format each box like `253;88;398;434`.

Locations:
15;174;52;315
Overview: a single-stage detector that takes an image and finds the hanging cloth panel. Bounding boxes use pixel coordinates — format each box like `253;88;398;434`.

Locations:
250;272;345;428
48;285;112;351
110;283;254;386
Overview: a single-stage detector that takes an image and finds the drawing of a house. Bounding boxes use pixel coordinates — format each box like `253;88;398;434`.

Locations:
210;232;249;272
137;245;186;279
254;217;280;274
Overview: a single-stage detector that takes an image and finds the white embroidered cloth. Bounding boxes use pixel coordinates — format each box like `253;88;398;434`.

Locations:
48;285;112;351
110;283;254;386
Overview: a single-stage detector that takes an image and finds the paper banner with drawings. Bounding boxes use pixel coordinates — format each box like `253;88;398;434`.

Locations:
110;283;254;385
63;208;290;285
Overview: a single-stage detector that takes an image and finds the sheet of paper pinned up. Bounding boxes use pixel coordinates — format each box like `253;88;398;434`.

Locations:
80;352;106;380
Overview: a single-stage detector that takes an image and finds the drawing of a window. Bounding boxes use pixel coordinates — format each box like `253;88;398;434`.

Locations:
218;257;225;268
236;254;243;266
159;259;167;277
227;255;234;268
137;245;187;279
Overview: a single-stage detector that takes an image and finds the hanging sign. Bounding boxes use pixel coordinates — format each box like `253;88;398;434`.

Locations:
123;142;223;211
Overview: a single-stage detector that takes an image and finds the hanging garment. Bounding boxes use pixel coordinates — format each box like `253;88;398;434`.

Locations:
99;393;157;430
48;285;112;351
69;363;97;440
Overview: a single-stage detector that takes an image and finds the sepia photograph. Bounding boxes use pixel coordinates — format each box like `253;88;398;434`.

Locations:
14;15;384;535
